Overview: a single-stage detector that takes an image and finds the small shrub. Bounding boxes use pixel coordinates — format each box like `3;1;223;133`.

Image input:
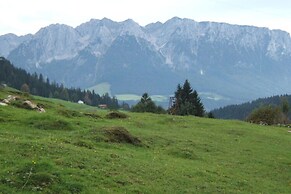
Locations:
208;112;215;118
247;105;282;125
105;111;128;119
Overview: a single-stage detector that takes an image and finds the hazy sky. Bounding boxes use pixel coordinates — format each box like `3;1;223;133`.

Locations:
0;0;290;36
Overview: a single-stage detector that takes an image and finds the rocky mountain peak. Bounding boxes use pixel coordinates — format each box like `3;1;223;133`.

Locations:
2;18;291;109
0;33;32;57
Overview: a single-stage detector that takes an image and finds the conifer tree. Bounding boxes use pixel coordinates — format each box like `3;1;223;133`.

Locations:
171;80;205;117
132;93;166;114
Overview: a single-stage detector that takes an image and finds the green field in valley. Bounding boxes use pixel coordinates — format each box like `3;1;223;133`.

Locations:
0;87;290;193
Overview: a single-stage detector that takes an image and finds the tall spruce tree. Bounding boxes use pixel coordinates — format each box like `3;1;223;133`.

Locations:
170;80;205;117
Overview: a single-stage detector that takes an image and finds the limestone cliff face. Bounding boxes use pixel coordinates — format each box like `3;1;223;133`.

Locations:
1;17;291;109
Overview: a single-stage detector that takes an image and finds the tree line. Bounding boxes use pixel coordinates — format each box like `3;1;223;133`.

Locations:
0;57;119;109
1;57;208;116
212;94;291;120
132;80;207;117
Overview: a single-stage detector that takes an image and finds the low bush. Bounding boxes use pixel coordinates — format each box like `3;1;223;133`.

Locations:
247;105;282;125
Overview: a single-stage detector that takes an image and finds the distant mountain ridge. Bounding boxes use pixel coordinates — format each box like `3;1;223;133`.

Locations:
1;17;291;109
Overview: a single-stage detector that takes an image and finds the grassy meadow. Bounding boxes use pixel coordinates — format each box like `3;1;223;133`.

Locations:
0;87;290;193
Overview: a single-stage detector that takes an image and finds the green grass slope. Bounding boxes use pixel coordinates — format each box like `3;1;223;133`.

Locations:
0;87;290;193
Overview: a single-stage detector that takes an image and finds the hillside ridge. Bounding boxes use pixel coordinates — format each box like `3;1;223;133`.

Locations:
0;86;290;193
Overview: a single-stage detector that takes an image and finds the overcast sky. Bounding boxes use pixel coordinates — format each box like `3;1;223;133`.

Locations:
0;0;290;36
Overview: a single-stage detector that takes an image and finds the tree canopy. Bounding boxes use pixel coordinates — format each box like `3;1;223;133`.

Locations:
246;105;282;125
169;80;205;117
131;93;166;114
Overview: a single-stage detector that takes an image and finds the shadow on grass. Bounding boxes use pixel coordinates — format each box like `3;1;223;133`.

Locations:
27;116;74;131
1;161;84;193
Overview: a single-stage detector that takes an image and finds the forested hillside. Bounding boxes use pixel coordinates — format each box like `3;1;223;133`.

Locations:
212;95;291;120
0;57;119;108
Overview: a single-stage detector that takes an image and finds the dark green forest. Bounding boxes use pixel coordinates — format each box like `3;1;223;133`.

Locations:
3;56;290;120
0;57;119;109
212;95;291;120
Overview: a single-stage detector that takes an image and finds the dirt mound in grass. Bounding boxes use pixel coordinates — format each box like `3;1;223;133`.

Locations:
83;112;102;119
105;111;128;119
58;109;82;118
103;127;141;146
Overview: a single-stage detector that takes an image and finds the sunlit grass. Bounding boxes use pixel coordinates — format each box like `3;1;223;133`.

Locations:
0;87;290;193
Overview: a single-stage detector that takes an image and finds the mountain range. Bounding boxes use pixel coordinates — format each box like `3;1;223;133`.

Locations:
1;17;291;109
